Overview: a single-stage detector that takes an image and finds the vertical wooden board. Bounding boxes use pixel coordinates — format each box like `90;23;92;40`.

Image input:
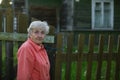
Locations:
76;34;85;80
6;8;13;32
96;34;105;80
115;35;120;80
105;35;114;80
55;33;63;80
5;41;14;80
86;34;94;80
17;13;28;54
5;8;14;80
65;33;73;80
17;14;29;33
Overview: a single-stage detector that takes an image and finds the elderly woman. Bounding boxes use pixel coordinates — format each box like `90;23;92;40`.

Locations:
17;21;50;80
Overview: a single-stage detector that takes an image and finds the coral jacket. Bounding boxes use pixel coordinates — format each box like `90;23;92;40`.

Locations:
17;38;50;80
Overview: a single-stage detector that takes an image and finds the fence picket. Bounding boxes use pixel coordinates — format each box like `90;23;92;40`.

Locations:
96;34;105;80
5;8;14;80
105;35;114;80
76;34;85;80
5;41;14;80
17;13;29;33
55;33;63;80
115;35;120;80
86;34;95;80
65;33;73;80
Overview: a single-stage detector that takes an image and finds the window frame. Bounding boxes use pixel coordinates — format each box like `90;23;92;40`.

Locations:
92;0;114;30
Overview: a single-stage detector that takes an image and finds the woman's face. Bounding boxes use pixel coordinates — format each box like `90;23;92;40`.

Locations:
29;27;46;45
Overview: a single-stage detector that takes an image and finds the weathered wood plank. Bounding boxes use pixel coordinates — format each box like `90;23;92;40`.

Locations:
65;33;73;80
115;35;120;80
17;14;29;33
55;33;63;80
0;32;55;43
96;34;105;80
86;34;94;80
106;35;113;80
5;9;14;80
5;41;14;80
6;8;13;32
76;34;85;80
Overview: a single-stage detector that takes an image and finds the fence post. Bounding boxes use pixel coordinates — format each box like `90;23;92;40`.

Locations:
55;33;63;80
5;8;14;80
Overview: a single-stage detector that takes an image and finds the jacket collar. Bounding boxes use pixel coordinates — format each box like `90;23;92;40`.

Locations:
27;38;44;51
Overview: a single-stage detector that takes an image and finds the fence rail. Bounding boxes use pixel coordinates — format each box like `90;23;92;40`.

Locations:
0;32;54;43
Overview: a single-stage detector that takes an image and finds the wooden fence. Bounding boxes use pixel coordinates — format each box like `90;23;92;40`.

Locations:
0;8;120;80
1;31;120;80
55;32;120;80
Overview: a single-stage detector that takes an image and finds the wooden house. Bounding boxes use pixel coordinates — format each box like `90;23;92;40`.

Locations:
6;0;120;31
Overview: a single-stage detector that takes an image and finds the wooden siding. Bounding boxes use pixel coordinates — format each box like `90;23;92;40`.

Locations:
29;0;62;7
74;0;120;30
114;0;120;29
74;0;91;29
30;7;57;27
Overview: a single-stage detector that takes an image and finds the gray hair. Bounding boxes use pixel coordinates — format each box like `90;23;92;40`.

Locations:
27;21;49;36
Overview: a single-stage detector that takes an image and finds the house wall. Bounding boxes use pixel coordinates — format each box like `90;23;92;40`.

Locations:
29;0;62;7
28;0;120;30
74;0;120;30
28;0;62;29
114;0;120;29
74;0;91;30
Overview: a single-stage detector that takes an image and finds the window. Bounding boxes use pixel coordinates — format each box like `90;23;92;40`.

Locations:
92;0;114;30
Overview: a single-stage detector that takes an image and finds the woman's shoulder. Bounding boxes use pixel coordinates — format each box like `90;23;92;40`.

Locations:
20;39;32;47
17;40;35;56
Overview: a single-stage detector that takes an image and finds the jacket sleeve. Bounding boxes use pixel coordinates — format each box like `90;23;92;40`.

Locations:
17;46;35;80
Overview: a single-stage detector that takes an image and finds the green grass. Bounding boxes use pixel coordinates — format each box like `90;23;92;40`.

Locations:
60;61;116;80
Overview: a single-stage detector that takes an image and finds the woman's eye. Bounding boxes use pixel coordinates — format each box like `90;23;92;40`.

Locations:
33;30;45;34
41;31;45;34
34;31;39;34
